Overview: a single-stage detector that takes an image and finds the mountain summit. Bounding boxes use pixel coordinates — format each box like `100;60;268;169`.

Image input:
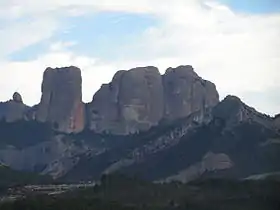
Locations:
88;65;219;135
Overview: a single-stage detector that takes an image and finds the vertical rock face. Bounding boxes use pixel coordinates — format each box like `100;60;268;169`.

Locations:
88;66;164;135
88;65;219;135
0;65;219;135
0;92;29;122
163;65;219;121
36;66;85;133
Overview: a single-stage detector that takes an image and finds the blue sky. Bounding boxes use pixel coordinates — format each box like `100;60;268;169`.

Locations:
10;12;158;61
220;0;280;13
8;0;280;62
0;0;280;115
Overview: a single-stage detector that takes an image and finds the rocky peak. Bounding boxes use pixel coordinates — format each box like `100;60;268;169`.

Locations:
212;95;243;117
12;92;23;103
88;66;164;135
0;92;29;122
212;95;273;128
165;65;198;77
36;66;85;133
163;65;219;121
88;65;219;135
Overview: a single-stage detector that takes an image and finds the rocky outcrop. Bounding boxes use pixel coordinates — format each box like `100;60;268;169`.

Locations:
0;135;93;179
13;92;23;103
161;152;233;183
0;65;219;135
163;65;219;121
88;65;219;135
0;92;29;122
36;67;85;133
212;95;274;129
88;66;164;135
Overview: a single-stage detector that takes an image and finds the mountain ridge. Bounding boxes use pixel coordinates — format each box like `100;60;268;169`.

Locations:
1;65;220;135
0;64;279;183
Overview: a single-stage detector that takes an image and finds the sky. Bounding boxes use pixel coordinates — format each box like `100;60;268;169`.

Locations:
0;0;279;116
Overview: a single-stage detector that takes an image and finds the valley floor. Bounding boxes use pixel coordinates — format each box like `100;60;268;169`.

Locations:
0;175;280;210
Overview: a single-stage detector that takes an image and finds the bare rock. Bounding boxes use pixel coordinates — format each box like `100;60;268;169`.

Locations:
88;66;164;135
162;152;233;183
163;65;219;121
36;66;85;133
88;65;219;135
12;92;23;103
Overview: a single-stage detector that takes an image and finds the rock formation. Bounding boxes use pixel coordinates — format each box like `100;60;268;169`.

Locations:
0;92;29;122
88;66;164;135
163;65;219;121
0;65;219;135
212;95;274;129
0;65;279;182
13;92;23;103
36;66;85;133
88;65;219;135
162;152;233;183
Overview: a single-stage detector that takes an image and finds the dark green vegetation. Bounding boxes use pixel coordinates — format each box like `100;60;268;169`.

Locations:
62;117;280;182
0;120;54;149
61;118;189;182
1;174;280;210
0;165;52;194
123;121;280;180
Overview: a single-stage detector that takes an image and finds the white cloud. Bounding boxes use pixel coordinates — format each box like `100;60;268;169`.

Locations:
0;0;279;115
0;17;58;58
0;43;122;106
110;1;280;114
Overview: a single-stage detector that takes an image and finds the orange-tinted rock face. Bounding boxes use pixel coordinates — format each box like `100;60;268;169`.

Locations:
36;66;85;133
70;101;85;132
